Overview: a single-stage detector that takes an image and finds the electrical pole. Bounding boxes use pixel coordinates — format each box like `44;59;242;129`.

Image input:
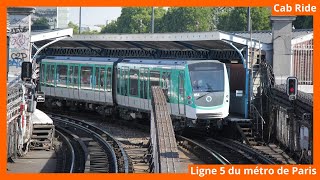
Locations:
151;7;154;33
79;7;82;34
247;7;251;32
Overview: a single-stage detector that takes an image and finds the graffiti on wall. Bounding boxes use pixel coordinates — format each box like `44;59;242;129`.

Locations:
9;15;30;75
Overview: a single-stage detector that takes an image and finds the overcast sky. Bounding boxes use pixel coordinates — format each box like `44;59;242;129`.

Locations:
69;7;122;26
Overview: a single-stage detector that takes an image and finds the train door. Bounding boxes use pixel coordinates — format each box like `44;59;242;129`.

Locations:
105;67;112;103
94;66;102;102
128;68;139;108
42;63;50;96
121;67;129;106
149;70;160;109
178;71;185;115
67;64;74;99
161;71;172;114
79;65;93;101
139;67;149;110
47;63;55;96
73;65;80;100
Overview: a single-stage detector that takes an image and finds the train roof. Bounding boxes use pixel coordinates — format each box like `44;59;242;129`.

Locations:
42;56;118;64
120;58;222;66
41;56;223;67
120;58;187;66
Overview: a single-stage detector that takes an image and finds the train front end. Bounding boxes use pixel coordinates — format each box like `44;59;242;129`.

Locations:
186;61;230;128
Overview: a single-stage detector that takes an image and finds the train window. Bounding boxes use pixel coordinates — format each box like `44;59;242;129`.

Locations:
140;69;147;99
161;72;171;102
150;70;160;86
95;67;100;90
56;65;67;87
99;67;106;90
189;62;224;92
129;69;139;96
150;70;160;97
40;64;45;86
67;65;74;87
80;66;93;89
74;66;79;87
179;71;185;102
117;68;120;93
106;67;112;92
121;68;129;96
46;64;55;87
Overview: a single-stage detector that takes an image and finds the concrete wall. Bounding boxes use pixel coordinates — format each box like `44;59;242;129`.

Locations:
270;16;296;85
7;7;35;76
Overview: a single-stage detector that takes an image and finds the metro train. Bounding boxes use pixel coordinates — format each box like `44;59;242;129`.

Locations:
39;56;230;129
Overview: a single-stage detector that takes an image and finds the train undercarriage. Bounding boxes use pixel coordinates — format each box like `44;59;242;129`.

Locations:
40;97;224;131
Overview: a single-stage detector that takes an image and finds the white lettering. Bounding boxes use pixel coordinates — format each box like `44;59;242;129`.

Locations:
295;4;317;12
274;4;292;12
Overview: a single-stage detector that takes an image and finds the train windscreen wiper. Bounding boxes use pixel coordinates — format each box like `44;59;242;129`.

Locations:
196;91;212;100
196;83;214;100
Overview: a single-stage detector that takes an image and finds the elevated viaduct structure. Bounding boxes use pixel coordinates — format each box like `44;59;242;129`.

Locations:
7;10;313;164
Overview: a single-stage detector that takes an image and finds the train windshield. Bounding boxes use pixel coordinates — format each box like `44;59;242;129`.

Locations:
189;62;224;92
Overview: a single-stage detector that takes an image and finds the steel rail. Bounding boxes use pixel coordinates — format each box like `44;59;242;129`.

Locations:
53;117;118;173
55;129;75;173
176;135;230;165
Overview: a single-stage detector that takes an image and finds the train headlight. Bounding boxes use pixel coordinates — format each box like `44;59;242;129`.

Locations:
188;101;192;105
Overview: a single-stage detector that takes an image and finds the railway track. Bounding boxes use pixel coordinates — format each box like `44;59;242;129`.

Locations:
176;135;230;165
46;111;150;173
54;129;75;172
43;108;279;171
177;135;278;164
50;113;133;173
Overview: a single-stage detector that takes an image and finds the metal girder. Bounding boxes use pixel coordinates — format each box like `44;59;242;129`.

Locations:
39;48;243;61
31;28;73;43
31;28;73;61
173;41;210;51
74;41;104;55
125;41;157;50
32;37;69;60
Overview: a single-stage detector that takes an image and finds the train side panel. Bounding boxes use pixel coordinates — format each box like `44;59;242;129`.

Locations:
40;58;115;108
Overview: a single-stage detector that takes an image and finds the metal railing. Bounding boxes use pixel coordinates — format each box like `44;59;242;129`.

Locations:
7;83;23;159
292;40;313;85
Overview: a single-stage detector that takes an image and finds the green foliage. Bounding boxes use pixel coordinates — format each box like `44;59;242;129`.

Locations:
217;7;271;31
68;21;79;34
101;20;118;33
81;30;100;35
68;21;100;34
102;7;166;33
99;7;312;34
293;16;313;29
160;7;214;32
31;17;51;30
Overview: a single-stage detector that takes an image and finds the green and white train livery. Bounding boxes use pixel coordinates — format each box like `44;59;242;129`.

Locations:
40;56;229;129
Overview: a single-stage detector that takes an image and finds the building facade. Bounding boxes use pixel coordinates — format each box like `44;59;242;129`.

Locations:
32;7;70;29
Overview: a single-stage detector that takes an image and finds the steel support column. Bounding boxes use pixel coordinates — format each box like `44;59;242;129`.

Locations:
222;40;249;118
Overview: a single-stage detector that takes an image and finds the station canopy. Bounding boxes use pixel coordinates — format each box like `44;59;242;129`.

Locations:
33;30;271;64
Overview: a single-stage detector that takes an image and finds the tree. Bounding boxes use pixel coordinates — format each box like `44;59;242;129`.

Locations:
81;30;100;35
101;7;166;33
68;21;79;34
217;7;271;31
160;7;214;32
31;17;50;30
101;20;118;33
293;16;313;29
